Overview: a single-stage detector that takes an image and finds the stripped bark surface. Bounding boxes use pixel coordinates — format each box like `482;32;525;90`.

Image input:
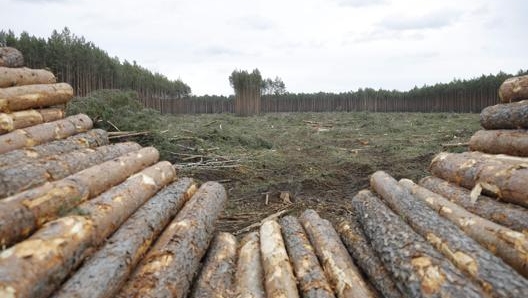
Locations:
429;151;528;207
469;129;528;157
0;142;141;197
499;75;528;103
371;171;528;297
480;100;528;129
352;190;485;298
0;113;92;154
0;67;56;88
280;215;335;298
400;178;528;278
0;147;159;247
0;108;64;134
236;232;265;298
0;83;73;112
300;209;375;298
419;176;528;234
336;217;402;298
118;181;227;298
260;220;299;298
191;232;238;298
0;47;24;68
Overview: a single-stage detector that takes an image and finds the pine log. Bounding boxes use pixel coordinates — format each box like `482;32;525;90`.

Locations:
352;190;485;297
0;47;23;68
336;217;402;298
0;142;141;197
499;75;528;103
0;113;92;154
0;161;175;298
469;129;528;157
430;151;528;207
236;232;266;298
260;220;300;298
0;67;56;88
299;209;375;298
118;181;227;298
279;215;335;298
0;108;64;134
191;232;238;298
371;171;528;297
0;147;159;248
0;129;108;169
419;176;528;234
400;178;528;278
480;100;528;129
0;83;73;113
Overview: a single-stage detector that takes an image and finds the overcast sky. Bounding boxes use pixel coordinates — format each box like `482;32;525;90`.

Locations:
2;0;527;95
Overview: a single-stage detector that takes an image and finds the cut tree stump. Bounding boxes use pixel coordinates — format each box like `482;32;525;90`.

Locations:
236;232;265;298
300;209;375;298
480;100;528;129
499;75;528;103
0;67;56;88
118;181;227;298
0;83;73;112
0;108;64;134
0;47;24;68
419;176;528;234
469;129;528;157
371;171;528;297
352;189;485;298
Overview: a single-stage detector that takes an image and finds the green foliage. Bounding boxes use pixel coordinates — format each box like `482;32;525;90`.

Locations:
229;69;262;92
262;76;286;95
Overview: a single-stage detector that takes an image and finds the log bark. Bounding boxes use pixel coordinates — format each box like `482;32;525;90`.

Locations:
0;129;108;169
279;215;335;298
236;232;266;298
118;181;227;298
469;129;528;157
191;232;238;298
371;171;528;297
0;47;24;68
499;75;528;103
400;178;528;278
352;189;485;298
429;151;528;207
419;176;528;235
336;217;402;298
299;209;375;298
260;220;300;298
0;147;159;248
480;100;528;129
0;142;141;197
0;67;56;88
0;113;92;154
0;83;73;112
0;108;64;134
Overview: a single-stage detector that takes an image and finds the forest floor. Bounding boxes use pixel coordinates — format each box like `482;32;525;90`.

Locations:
158;112;480;234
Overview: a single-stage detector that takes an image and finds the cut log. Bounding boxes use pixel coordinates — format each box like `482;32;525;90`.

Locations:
0;108;64;134
0;83;73;112
299;209;375;298
279;215;335;298
352;189;485;297
0;129;108;169
236;232;265;298
0;47;24;68
0;147;159;248
0;67;56;88
191;232;238;298
480;100;528;129
419;176;528;234
54;178;196;298
0;161;175;298
0;142;141;197
260;220;299;298
499;75;528;103
336;217;402;298
371;171;528;297
0;113;92;154
469;129;528;157
118;181;227;298
430;151;528;207
400;178;528;278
